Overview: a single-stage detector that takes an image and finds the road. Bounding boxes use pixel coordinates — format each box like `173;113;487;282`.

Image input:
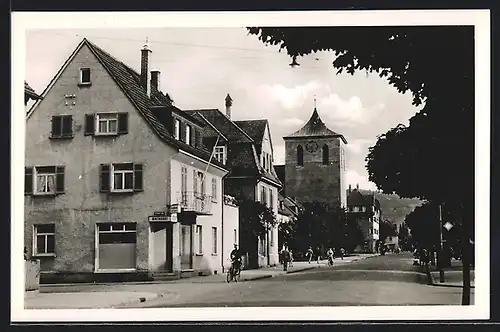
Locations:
129;252;473;308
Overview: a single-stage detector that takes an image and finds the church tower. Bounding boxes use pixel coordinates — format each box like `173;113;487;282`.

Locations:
283;105;348;209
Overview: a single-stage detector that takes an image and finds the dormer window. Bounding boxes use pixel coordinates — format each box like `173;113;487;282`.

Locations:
79;68;91;85
174;119;180;140
214;146;226;164
185;124;192;145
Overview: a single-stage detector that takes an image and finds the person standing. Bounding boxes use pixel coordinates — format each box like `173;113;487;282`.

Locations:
289;249;294;267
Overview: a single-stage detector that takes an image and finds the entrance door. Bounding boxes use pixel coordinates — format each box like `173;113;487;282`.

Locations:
151;222;173;272
180;224;193;270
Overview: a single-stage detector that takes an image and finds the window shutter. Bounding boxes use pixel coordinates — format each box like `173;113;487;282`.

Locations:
84;114;95;136
195;130;201;148
100;164;110;192
62;115;73;137
180;122;186;143
133;164;143;192
25;167;33;195
51;116;62;137
190;127;195;146
117;112;129;134
193;170;197;194
55;166;65;193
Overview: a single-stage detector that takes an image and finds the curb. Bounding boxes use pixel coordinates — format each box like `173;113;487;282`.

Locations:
112;293;162;308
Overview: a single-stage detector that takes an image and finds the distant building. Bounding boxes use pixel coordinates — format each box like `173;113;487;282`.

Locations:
281;106;348;209
384;235;399;251
347;184;381;253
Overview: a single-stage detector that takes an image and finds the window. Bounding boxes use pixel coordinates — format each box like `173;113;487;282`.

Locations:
269;188;274;211
181;166;188;204
185;124;192;145
233;229;237;244
297;145;304;166
100;163;143;193
322;144;329;165
259;236;266;256
80;68;91;84
193;171;205;196
196;225;203;254
25;166;65;195
211;178;217;202
174;119;180;140
270;228;274;246
33;224;55;256
211;227;217;255
50;115;73;138
214;146;226;164
260;186;267;205
97;223;137;270
85;113;128;136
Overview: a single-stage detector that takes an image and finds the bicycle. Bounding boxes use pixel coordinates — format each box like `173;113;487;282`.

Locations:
226;259;242;283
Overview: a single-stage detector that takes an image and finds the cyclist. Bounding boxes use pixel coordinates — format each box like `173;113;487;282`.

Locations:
230;244;243;274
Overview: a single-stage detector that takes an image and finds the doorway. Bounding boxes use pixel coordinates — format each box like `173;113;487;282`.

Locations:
180;224;193;270
150;222;173;272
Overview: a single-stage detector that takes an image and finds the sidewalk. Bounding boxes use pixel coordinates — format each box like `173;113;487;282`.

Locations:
429;259;475;288
25;253;378;309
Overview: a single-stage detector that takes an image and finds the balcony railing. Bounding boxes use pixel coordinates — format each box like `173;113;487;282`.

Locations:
177;191;213;215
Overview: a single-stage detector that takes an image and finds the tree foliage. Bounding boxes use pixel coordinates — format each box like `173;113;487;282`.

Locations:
248;26;475;304
238;199;278;253
286;202;364;255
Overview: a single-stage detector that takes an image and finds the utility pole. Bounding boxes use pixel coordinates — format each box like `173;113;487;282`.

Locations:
438;203;445;283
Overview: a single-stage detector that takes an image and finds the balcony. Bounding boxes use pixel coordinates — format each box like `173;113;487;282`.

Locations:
177;191;213;215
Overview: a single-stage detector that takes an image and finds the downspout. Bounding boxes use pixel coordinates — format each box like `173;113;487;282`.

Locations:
221;173;226;273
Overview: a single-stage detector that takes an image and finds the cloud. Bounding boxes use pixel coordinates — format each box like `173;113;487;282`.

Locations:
320;94;385;126
345;138;374;154
256;81;325;110
345;169;377;191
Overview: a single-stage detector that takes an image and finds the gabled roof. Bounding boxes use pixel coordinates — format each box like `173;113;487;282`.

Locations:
278;192;295;217
186;109;253;143
274;165;285;186
233;119;268;148
284;108;348;144
347;189;380;210
27;38;226;170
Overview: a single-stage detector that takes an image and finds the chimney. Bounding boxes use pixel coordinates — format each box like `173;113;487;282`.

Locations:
225;94;233;119
151;70;160;92
356;183;359;190
140;41;152;98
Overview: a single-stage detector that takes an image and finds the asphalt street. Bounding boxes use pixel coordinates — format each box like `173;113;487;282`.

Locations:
130;252;473;307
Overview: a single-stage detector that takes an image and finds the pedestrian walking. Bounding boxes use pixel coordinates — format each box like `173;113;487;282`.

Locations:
281;247;291;271
315;246;321;264
339;247;345;260
306;246;314;264
289;249;294;267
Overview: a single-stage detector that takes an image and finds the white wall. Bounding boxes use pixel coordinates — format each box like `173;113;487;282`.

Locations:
170;157;226;275
256;181;279;266
222;200;239;272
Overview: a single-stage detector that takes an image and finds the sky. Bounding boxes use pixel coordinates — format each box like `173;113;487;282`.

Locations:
25;28;422;191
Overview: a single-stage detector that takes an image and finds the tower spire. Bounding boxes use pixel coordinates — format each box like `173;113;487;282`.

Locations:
314;95;317;110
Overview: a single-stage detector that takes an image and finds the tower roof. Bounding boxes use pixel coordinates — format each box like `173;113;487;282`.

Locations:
284;108;347;143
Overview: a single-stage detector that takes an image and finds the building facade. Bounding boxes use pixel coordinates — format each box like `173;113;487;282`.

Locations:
24;38;234;283
186;103;282;268
346;185;381;253
282;107;348;209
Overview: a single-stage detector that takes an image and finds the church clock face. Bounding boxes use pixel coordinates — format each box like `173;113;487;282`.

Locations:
305;141;319;153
